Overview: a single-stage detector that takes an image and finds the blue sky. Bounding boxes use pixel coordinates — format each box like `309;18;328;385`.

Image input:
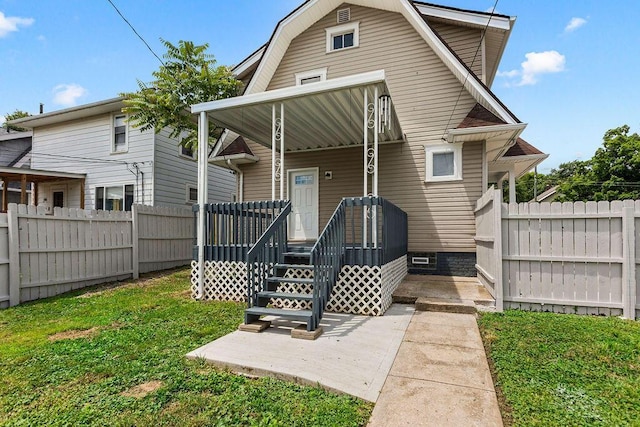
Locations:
1;0;638;172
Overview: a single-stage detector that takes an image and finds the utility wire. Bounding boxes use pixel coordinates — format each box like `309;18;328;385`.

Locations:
106;0;165;66
441;0;500;141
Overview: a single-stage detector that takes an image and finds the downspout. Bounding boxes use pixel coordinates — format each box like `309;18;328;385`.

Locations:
226;159;243;202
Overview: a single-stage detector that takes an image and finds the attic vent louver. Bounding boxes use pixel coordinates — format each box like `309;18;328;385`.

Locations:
337;8;351;24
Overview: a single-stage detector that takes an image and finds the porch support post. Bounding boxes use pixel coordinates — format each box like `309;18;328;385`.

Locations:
508;166;516;204
20;174;27;205
363;89;368;198
372;87;379;248
1;177;7;211
272;104;276;200
280;103;285;201
196;111;209;300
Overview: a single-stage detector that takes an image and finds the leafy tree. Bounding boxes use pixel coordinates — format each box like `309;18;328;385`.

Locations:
513;171;552;202
3;109;31;131
121;40;242;149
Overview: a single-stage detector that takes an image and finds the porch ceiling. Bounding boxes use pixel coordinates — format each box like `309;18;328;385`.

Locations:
192;70;404;152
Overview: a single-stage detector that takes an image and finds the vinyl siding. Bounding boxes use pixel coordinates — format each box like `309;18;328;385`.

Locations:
240;4;484;253
153;127;236;207
31;114;154;209
430;22;483;81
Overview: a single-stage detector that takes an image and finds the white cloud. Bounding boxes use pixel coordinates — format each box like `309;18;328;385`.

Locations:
565;17;587;33
52;84;87;107
0;11;34;37
498;50;566;86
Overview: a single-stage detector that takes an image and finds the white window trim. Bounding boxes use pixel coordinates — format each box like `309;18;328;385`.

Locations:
424;143;463;182
186;183;198;204
111;113;129;154
295;67;328;86
325;21;360;53
95;182;135;211
179;144;196;160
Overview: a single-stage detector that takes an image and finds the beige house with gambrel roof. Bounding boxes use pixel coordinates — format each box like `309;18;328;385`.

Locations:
190;0;547;332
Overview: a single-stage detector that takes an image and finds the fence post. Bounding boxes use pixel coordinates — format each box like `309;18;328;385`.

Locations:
132;204;139;280
7;207;20;307
493;189;504;312
622;206;636;319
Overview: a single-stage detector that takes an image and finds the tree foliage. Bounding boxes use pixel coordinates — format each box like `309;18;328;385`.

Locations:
121;40;242;149
3;109;31;132
515;125;640;202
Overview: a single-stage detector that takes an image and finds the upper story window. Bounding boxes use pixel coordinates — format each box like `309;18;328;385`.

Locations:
326;22;359;53
295;68;328;86
112;114;128;153
424;143;463;182
179;144;195;159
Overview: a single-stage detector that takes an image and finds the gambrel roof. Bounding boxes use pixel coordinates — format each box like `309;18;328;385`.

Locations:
235;0;519;124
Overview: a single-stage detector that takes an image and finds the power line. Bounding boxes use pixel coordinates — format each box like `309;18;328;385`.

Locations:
441;0;500;141
105;0;165;66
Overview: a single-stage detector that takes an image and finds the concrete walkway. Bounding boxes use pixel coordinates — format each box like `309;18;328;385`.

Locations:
368;310;503;426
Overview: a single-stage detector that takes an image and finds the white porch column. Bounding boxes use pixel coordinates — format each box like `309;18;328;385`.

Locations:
372;87;380;247
280;103;285;200
196;111;208;300
509;166;516;203
272;104;276;200
363;89;369;247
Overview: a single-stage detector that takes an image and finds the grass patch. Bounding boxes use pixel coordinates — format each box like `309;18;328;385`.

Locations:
479;310;640;426
0;269;372;426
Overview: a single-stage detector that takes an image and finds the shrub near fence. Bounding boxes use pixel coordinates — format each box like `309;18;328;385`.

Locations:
0;203;193;309
476;188;639;320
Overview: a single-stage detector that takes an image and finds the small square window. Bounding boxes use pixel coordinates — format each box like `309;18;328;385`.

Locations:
424;143;463;182
186;184;198;204
326;22;359;53
180;145;194;158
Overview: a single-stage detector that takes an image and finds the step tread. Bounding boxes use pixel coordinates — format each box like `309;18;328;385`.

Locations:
245;307;313;320
257;291;313;301
276;263;314;270
282;251;311;257
267;277;314;284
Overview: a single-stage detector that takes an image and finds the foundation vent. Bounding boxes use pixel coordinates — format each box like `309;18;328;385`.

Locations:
337;8;351;24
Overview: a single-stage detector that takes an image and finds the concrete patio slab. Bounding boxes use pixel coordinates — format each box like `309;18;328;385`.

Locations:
186;304;415;402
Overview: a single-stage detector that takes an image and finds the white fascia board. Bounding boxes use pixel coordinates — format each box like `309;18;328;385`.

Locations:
414;4;513;31
397;1;518;124
0;166;86;179
192;70;386;114
233;46;266;76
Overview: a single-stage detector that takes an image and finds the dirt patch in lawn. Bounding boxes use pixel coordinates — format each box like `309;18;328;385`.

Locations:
121;380;164;398
48;327;99;342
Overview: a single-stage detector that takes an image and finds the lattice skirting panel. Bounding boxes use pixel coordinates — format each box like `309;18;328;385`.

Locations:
272;255;408;316
191;260;252;302
191;256;407;316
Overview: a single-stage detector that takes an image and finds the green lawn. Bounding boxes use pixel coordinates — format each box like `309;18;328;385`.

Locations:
0;269;372;426
479;310;640;426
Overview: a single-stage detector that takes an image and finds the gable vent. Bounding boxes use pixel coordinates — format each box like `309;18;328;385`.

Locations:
337;8;351;24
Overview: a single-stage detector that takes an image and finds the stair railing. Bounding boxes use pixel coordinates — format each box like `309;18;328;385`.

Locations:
246;201;291;308
309;199;347;331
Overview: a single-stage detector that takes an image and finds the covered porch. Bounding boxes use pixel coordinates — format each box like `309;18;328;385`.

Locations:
0;166;85;212
189;70;410;331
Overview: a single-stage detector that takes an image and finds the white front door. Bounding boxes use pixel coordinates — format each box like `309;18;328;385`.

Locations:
288;168;319;241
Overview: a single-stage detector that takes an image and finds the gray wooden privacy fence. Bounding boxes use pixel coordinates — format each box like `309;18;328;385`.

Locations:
475;188;639;319
0;203;192;309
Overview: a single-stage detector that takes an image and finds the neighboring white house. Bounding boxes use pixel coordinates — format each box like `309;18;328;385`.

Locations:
10;97;236;211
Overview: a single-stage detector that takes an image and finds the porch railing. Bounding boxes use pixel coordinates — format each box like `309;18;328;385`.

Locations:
246;201;291;308
192;200;290;261
343;196;408;266
309;200;347;331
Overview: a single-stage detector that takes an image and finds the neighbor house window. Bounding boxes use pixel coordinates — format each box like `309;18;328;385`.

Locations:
424;143;463;182
112;114;128;153
325;22;359;53
179;145;195;159
95;184;134;211
186;184;198;204
295;68;328;86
